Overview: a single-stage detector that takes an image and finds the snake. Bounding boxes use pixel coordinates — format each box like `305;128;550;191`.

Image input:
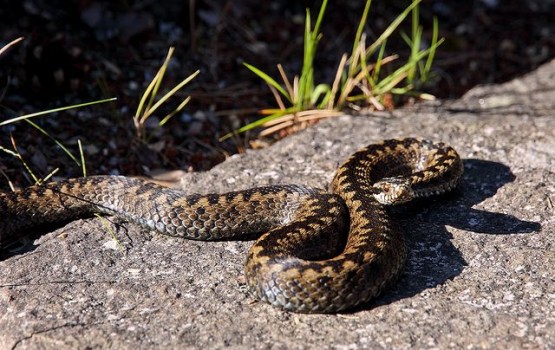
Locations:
0;138;463;313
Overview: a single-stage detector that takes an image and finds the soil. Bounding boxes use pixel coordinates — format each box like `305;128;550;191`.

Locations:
0;0;554;187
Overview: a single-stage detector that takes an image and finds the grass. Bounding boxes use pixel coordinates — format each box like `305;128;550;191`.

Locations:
0;37;118;185
1;39;198;185
0;98;116;185
231;0;443;138
3;1;444;180
225;0;335;140
96;214;125;252
0;98;117;127
0;135;60;187
401;3;442;87
0;37;24;57
133;46;199;142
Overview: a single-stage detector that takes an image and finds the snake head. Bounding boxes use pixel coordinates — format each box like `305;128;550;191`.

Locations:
372;177;414;205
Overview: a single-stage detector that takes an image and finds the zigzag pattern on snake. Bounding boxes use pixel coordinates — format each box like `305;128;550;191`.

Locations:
0;138;463;313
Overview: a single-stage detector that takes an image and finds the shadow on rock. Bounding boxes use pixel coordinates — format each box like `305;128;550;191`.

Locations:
0;217;133;261
365;159;541;311
0;224;58;260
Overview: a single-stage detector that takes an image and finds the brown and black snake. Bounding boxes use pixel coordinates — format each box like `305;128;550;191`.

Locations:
0;138;463;313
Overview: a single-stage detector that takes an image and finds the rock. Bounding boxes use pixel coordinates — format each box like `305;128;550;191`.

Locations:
1;60;554;349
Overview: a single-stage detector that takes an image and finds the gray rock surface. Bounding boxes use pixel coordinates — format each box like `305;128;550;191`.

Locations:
1;60;555;349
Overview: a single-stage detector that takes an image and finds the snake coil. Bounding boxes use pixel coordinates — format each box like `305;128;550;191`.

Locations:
0;138;463;313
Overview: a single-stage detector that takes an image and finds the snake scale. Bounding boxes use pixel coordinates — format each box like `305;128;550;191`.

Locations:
0;138;463;313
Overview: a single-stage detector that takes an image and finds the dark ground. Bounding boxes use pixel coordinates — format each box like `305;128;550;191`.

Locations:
0;0;554;187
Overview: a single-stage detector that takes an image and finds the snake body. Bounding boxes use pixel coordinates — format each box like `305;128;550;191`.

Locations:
0;138;463;313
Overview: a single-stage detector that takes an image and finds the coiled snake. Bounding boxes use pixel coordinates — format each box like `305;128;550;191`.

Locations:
0;138;463;313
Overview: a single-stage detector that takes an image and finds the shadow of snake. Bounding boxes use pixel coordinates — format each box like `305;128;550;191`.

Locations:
368;159;541;310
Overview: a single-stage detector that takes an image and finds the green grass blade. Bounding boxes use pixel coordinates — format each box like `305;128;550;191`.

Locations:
350;0;372;78
41;168;59;183
134;69;159;123
145;47;174;119
220;108;297;140
422;17;442;82
369;40;388;89
144;70;199;119
0;98;117;126
409;27;422;82
159;96;192;126
298;10;314;109
0;37;24;56
312;0;328;38
412;0;420;47
0;146;18;157
311;84;331;108
407;1;423;83
299;0;328;110
244;63;291;102
374;61;416;93
235;109;293;133
365;0;421;57
96;214;124;252
24;119;81;166
78;139;86;177
0;144;40;184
